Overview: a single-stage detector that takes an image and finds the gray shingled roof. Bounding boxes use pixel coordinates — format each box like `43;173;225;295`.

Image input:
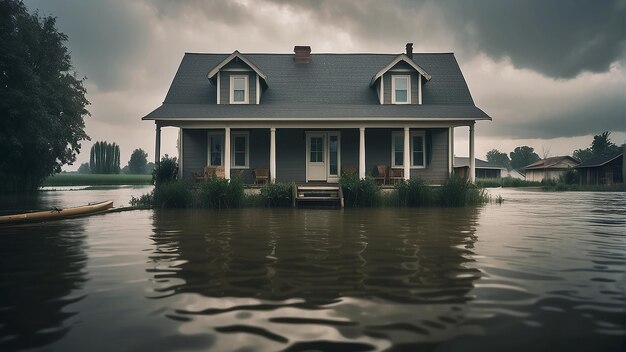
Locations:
144;52;491;120
575;151;623;168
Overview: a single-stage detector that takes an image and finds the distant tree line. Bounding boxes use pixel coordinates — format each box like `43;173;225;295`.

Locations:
485;131;623;172
78;146;153;174
90;141;120;174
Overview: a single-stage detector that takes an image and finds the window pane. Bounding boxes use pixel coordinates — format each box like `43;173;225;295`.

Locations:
235;151;245;166
395;90;407;102
329;136;338;175
233;78;245;90
310;137;323;162
413;136;423;151
211;135;223;166
395;77;407;90
395;152;403;166
413;151;424;166
234;90;245;102
234;136;246;152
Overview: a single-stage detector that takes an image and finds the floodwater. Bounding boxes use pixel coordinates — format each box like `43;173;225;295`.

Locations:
0;186;624;351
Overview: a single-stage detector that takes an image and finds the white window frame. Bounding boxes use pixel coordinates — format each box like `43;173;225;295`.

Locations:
207;131;224;166
230;131;249;169
229;74;249;104
391;130;426;169
391;75;411;104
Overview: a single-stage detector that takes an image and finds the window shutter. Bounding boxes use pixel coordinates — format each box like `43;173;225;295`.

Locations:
426;130;433;168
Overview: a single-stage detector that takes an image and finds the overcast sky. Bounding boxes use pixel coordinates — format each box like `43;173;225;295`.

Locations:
26;0;626;169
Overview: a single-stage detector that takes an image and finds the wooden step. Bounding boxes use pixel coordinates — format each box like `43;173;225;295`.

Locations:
293;184;344;208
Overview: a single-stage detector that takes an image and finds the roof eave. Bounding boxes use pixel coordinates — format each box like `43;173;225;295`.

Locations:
369;54;432;87
207;50;269;83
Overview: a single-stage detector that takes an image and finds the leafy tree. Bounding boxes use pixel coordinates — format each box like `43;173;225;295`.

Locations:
486;149;511;170
510;146;540;170
77;162;90;174
127;148;148;174
89;141;120;174
573;131;620;162
0;0;89;193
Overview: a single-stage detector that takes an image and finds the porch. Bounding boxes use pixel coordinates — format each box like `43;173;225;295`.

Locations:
154;122;478;185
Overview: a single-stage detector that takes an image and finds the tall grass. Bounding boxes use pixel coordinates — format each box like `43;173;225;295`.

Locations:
152;180;193;208
340;174;380;207
439;176;488;207
396;178;435;206
260;182;293;207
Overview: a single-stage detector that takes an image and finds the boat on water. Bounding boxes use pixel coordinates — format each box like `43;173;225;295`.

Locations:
0;200;114;225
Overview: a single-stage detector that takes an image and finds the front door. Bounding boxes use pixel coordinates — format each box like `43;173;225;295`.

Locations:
306;132;341;182
307;133;326;181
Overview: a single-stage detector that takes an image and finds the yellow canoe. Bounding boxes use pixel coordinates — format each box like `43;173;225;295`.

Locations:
0;200;114;224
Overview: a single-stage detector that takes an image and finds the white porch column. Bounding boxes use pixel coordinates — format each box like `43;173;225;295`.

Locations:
403;127;410;180
359;127;366;179
469;123;475;183
270;127;276;183
448;127;454;175
224;127;231;180
155;122;161;165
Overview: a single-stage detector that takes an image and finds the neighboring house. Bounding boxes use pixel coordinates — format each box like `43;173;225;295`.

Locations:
575;150;624;185
454;157;505;179
502;168;525;180
524;156;580;182
143;44;491;184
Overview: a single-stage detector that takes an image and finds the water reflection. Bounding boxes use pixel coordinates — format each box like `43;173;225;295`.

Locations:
147;207;481;350
0;222;87;351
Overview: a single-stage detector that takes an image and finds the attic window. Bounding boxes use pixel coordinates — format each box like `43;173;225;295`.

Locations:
392;75;410;104
230;75;249;104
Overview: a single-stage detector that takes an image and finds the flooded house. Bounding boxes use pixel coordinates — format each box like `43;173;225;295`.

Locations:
575;149;624;185
143;44;491;185
453;157;506;179
524;156;580;182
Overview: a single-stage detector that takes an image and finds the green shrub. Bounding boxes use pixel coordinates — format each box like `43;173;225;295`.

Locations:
340;174;380;207
560;170;579;185
153;180;192;208
396;178;435;206
439;176;488;207
153;155;178;185
130;192;153;207
260;182;293;207
197;176;244;208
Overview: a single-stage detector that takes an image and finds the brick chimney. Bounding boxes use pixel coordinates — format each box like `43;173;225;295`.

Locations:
406;43;413;57
294;45;311;64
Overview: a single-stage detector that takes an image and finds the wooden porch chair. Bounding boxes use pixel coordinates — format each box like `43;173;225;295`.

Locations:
342;165;357;176
252;167;269;185
215;166;225;179
372;165;388;185
388;168;404;185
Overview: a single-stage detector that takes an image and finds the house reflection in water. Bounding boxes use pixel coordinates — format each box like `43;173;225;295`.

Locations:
147;208;482;348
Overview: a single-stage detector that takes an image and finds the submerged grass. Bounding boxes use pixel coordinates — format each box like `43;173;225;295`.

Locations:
44;173;152;186
475;177;540;188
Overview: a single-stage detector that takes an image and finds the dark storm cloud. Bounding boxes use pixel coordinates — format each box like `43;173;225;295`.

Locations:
263;0;625;78
26;0;151;91
438;0;626;78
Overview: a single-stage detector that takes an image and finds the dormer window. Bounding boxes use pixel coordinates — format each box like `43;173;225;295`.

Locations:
392;75;410;104
230;75;249;104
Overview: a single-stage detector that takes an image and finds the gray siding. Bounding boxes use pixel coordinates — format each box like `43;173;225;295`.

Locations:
340;129;359;173
219;71;257;105
182;129;207;179
276;129;306;183
410;128;449;184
